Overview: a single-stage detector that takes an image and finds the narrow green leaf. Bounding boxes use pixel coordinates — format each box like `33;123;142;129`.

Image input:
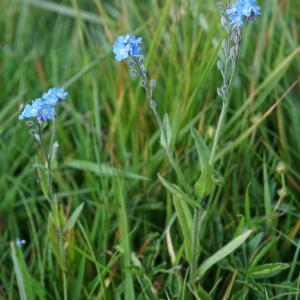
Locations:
196;230;253;279
248;263;289;279
35;158;50;200
160;113;172;148
263;158;272;226
194;164;215;198
251;237;279;266
191;127;210;171
116;179;135;300
66;159;149;181
10;243;28;300
245;183;252;228
158;174;200;207
22;0;104;24
196;286;213;300
63;203;85;233
50;141;59;170
173;196;193;264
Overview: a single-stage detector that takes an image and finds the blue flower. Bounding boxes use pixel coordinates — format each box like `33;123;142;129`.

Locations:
16;238;26;247
229;12;244;27
226;0;261;27
113;35;131;61
128;36;142;57
113;34;143;61
38;102;55;121
19;98;54;122
19;98;43;120
43;87;68;105
19;87;68;122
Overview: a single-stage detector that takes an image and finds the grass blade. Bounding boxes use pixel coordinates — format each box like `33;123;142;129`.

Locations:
196;230;253;280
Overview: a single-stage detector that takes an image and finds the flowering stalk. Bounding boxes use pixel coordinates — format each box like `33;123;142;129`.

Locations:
19;88;68;204
113;34;192;195
210;0;261;164
37;122;53;200
134;57;192;195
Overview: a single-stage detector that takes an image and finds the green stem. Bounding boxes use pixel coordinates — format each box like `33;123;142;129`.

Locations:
209;99;229;165
210;25;240;165
37;123;53;202
48;113;56;161
136;59;192;195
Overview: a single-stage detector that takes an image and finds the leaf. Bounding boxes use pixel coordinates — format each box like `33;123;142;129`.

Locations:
250;237;279;266
50;141;59;170
10;243;28;300
63;203;85;233
194;164;215;198
116;179;135;299
160;113;172;148
35;157;50;200
66;159;149;181
158;174;199;207
191;127;210;171
248;263;289;279
263;157;272;226
173;196;193;264
245;183;252;228
196;230;253;280
158;174;195;263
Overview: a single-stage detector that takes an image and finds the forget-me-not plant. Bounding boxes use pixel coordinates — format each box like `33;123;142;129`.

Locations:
113;0;261;285
19;87;68;204
211;0;261;164
113;34;191;195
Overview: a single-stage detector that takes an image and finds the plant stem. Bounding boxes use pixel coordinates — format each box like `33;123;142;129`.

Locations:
209;99;229;165
37;123;53;202
136;59;192;195
209;25;240;165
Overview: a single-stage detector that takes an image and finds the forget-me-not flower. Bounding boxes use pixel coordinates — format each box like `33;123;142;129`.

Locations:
19;98;54;122
113;34;142;61
113;35;131;61
128;35;142;57
19;98;42;120
43;87;68;106
226;0;261;27
19;87;68;122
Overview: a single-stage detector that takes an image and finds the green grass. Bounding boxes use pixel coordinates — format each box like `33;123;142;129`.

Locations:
1;0;300;299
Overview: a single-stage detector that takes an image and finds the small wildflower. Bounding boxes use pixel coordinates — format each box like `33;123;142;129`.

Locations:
113;35;131;61
226;0;261;27
19;87;67;122
113;34;142;61
38;102;55;122
128;35;142;57
43;87;68;106
19;98;42;120
16;238;26;247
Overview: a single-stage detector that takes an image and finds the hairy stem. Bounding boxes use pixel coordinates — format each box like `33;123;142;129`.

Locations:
136;59;192;195
37;123;53;202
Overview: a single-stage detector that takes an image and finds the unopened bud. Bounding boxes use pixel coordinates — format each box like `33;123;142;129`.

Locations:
277;188;287;199
276;162;287;174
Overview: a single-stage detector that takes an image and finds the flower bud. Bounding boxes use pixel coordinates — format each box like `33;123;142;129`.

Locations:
276;162;287;174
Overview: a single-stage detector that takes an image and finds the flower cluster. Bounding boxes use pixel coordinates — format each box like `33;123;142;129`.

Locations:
226;0;261;27
19;88;68;122
113;35;142;61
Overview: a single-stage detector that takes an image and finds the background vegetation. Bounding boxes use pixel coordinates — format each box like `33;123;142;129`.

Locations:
1;0;300;299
